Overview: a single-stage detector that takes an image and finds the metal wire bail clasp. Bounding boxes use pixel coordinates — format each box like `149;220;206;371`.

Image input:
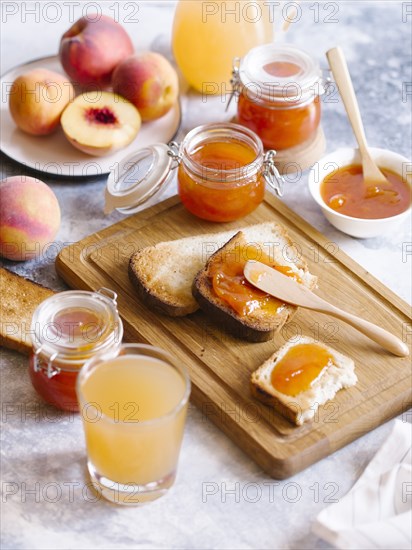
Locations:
97;287;118;305
34;347;60;379
226;57;241;112
263;150;285;197
167;142;182;168
321;66;333;96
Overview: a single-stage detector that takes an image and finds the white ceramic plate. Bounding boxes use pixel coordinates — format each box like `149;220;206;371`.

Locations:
0;55;181;178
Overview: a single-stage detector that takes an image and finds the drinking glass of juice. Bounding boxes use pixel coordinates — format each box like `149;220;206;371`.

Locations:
76;344;191;505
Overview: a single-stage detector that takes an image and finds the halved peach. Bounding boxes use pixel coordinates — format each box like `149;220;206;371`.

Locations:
61;92;141;156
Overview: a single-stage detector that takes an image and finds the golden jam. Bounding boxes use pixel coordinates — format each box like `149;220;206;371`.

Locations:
321;165;411;219
238;94;321;151
53;307;102;341
271;343;333;397
209;245;302;317
236;44;323;150
263;61;301;78
29;290;122;412
178;135;265;223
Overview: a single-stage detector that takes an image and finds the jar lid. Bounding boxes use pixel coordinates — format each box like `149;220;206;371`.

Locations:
31;289;123;365
104;143;173;214
239;43;323;103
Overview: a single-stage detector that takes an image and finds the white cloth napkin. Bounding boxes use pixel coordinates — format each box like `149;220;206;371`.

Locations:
313;420;412;549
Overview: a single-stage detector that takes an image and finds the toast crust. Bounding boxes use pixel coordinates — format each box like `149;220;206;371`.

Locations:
250;383;302;424
128;258;196;317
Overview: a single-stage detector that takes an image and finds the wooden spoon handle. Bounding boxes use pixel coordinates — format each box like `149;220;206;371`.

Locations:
321;303;409;357
326;47;369;155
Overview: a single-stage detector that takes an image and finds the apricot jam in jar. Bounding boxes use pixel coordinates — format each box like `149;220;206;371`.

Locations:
233;44;325;150
29;289;123;412
104;123;284;222
177;123;283;221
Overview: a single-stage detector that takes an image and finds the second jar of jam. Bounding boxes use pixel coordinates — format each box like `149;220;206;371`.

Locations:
233;43;325;151
104;122;284;222
29;288;123;412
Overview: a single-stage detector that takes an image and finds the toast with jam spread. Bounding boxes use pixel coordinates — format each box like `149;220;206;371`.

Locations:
251;336;357;425
129;223;291;317
192;224;317;341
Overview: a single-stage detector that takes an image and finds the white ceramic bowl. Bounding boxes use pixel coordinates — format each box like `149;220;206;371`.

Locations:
308;147;412;238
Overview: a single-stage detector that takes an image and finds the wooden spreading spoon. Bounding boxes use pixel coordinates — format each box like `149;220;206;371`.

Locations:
244;260;409;357
326;47;391;197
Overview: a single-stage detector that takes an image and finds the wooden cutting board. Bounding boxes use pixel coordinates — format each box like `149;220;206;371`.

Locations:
56;194;411;478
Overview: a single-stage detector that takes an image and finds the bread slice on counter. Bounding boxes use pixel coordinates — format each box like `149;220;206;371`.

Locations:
192;223;317;342
0;267;55;355
251;336;357;425
128;223;287;317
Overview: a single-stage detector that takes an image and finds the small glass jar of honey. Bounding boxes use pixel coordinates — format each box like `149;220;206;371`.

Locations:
104;123;284;222
29;288;123;412
231;44;325;151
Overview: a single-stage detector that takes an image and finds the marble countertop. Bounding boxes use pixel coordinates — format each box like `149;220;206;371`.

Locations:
1;2;411;549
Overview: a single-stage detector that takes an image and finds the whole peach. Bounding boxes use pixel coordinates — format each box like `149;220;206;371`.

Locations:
9;69;74;136
59;15;134;88
0;176;61;262
112;52;179;121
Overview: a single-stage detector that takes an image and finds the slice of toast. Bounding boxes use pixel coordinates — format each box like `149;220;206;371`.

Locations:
128;224;283;317
192;223;317;342
251;336;357;425
0;268;55;355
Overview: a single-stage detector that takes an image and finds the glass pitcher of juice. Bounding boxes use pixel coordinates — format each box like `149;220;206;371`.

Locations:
172;0;273;94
